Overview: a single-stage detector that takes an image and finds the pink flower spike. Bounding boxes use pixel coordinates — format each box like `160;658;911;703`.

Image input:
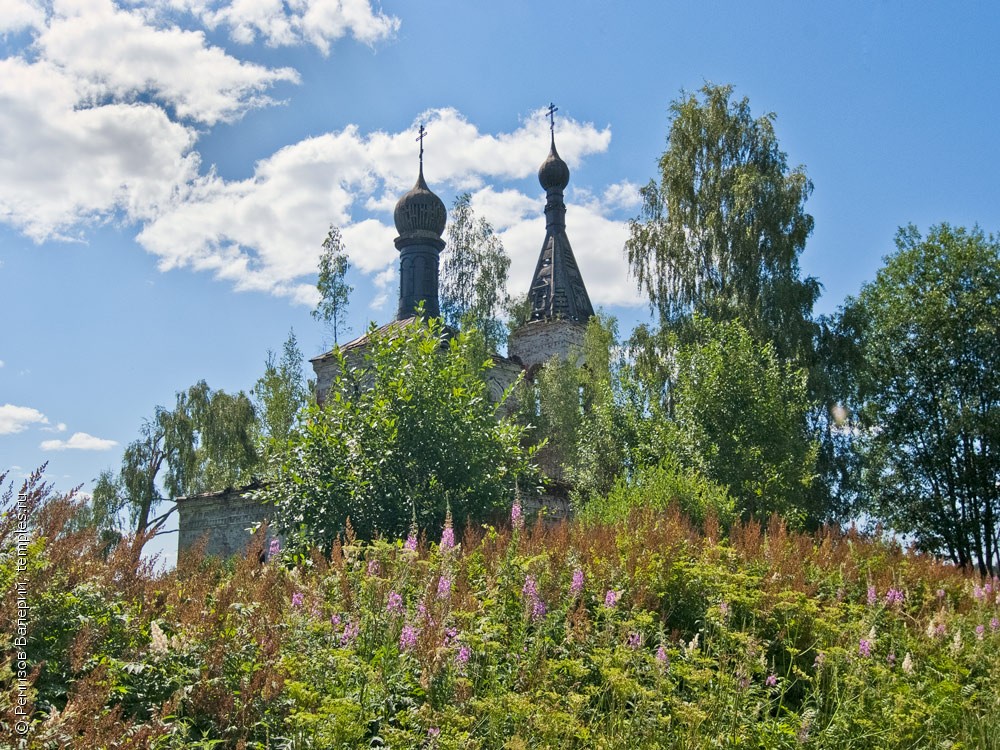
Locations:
765;674;777;687
604;589;620;609
291;592;304;608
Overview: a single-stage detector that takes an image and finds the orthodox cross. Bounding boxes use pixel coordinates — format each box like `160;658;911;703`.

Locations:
546;103;558;136
416;123;427;169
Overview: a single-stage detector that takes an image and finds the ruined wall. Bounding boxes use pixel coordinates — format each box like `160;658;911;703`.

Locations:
177;488;272;560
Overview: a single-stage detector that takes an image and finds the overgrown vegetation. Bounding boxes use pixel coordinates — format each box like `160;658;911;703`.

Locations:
4;468;1000;748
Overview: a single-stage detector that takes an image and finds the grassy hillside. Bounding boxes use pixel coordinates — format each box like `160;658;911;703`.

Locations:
3;478;999;748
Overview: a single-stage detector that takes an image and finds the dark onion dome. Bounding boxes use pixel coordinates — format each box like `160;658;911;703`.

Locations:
538;138;570;191
393;167;447;237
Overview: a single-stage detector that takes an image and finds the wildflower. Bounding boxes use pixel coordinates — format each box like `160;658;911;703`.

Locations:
331;613;341;627
386;591;404;615
686;632;700;656
627;631;642;649
427;727;440;740
570;568;584;598
444;627;458;646
950;629;962;654
887;652;896;667
511;497;524;532
400;624;419;651
718;601;730;619
437;575;452;599
404;530;418;552
885;587;904;607
456;645;471;667
655;644;669;665
150;622;169;655
737;673;750;690
991;617;999;632
936;588;946;600
268;538;280;558
858;638;872;658
765;673;777;688
975;624;985;641
604;589;621;609
523;574;546;621
367;559;381;577
291;592;304;608
901;652;914;674
813;652;825;668
440;506;455;551
867;626;877;644
340;619;359;646
867;585;877;606
935;622;947;638
973;585;985;602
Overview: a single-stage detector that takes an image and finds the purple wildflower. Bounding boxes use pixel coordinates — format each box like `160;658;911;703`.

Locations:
291;592;304;608
885;587;905;606
604;589;621;609
935;622;947;638
655;645;669;665
991;617;999;632
440;507;455;551
511;497;524;531
570;568;584;597
367;559;381;577
858;638;872;658
522;575;546;621
427;727;440;740
340;619;359;646
887;652;896;667
404;529;418;552
331;613;341;627
399;623;418;651
719;601;730;619
765;673;778;688
456;645;471;667
627;631;642;649
386;591;404;615
437;575;452;599
867;585;877;606
268;538;280;558
973;585;985;602
976;624;986;640
937;588;946;599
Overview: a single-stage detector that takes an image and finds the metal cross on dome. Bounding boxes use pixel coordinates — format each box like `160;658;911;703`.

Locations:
416;123;427;168
546;103;558;136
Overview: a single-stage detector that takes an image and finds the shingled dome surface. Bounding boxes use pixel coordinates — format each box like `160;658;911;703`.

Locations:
393;168;447;237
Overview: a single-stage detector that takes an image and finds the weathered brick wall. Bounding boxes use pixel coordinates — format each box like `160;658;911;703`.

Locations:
177;489;272;560
508;319;587;372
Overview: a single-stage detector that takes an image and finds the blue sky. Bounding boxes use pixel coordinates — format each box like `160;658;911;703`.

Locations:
2;0;999;565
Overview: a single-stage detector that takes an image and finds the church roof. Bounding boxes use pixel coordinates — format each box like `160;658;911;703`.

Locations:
525;131;595;324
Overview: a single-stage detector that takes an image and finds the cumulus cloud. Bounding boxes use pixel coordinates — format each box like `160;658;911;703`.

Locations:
0;0;46;32
0;404;49;435
138;107;622;304
40;431;119;451
0;0;298;241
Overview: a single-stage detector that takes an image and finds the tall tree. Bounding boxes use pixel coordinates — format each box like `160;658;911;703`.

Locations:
313;226;353;346
626;83;819;363
93;382;260;547
253;329;311;455
441;193;511;351
841;224;1000;574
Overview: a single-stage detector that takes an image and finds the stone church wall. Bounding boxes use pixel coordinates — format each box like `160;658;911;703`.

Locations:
508;319;587;373
177;487;272;559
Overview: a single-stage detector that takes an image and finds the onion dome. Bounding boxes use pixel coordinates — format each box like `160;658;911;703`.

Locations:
538;138;570;191
393;167;447;237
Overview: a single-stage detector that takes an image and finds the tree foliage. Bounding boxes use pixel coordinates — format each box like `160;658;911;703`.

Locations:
441;193;511;351
262;315;535;548
841;224;1000;574
626;83;819;363
252;329;311;456
662;317;818;526
313;226;353;345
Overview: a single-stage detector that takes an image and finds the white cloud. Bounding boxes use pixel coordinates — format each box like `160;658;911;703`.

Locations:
138;107;616;302
0;0;299;241
0;0;45;32
40;431;119;451
0;359;5;368
0;404;49;435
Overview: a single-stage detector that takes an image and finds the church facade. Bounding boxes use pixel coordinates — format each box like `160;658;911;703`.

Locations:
177;123;596;559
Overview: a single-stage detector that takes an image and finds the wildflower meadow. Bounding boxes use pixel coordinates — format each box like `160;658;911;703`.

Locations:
3;472;1000;748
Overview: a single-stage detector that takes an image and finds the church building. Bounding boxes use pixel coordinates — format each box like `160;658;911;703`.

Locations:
177;112;596;559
